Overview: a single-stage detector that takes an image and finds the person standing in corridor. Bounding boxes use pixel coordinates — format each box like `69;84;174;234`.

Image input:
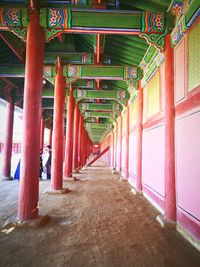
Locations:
45;145;52;180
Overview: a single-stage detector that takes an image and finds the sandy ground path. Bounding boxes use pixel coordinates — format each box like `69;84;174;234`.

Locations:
0;161;200;267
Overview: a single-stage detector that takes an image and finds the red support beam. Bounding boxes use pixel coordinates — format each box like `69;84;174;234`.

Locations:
110;132;114;168
114;122;118;169
78;115;84;169
96;33;100;64
50;59;66;190
136;80;143;192
17;9;44;221
87;146;110;166
1;96;14;179
124;105;130;178
72;103;80;172
164;34;176;222
80;122;85;167
64;87;75;177
117;116;122;171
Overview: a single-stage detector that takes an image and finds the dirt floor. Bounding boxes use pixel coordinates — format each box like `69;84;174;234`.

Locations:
0;160;200;267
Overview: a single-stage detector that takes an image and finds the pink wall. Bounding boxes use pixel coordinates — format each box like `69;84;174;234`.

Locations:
142;125;165;201
116;118;122;171
98;20;200;245
174;20;200;240
128;131;137;187
121;134;126;176
175;111;200;220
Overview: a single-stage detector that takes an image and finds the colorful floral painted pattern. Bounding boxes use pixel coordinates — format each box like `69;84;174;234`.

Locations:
77;90;85;98
118;90;126;100
81;103;89;110
48;8;71;29
0;8;21;27
123;67;137;79
68;66;82;78
142;11;165;33
43;66;52;77
71;0;88;5
171;17;189;46
170;1;184;16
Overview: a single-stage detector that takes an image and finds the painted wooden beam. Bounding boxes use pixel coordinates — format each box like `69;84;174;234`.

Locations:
40;9;165;35
0;7;165;41
44;52;94;64
83;111;117;120
0;64;141;80
85;117;111;123
79;102;122;114
84;118;112;126
73;89;128;106
0;65;25;78
73;80;95;88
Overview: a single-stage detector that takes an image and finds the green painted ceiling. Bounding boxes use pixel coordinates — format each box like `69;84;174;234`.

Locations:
0;0;174;144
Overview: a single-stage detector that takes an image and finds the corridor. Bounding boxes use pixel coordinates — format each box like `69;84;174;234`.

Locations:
0;161;200;267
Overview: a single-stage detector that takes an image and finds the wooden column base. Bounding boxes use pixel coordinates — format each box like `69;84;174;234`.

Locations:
43;188;71;194
156;214;176;229
131;187;143;195
2;215;50;230
63;176;79;182
0;175;13;181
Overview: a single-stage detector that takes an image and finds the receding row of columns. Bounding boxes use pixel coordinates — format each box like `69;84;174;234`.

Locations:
1;9;93;221
110;34;176;225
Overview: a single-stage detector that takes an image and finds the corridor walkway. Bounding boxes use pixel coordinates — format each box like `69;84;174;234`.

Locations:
0;161;200;267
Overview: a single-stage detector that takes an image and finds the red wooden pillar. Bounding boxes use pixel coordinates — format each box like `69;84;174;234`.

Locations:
136;81;143;192
72;103;80;172
40;116;45;151
63;134;66;162
124;106;130;178
114;122;118;169
82;129;85;166
50;61;65;191
117;116;122;171
83;131;88;165
64;87;75;177
80;124;85;167
17;9;44;221
78;115;83;169
1;96;14;179
110;132;114;168
164;34;176;222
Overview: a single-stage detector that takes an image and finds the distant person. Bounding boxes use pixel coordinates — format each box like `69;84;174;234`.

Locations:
45;145;52;180
39;149;43;180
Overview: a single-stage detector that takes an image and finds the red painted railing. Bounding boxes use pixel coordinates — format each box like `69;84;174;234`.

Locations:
87;146;110;166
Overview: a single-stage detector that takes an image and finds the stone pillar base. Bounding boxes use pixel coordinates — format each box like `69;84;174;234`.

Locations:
2;214;50;230
131;187;143;195
112;170;117;174
43;188;71;194
64;176;79;182
120;176;128;182
156;214;176;229
73;169;80;174
0;175;13;181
